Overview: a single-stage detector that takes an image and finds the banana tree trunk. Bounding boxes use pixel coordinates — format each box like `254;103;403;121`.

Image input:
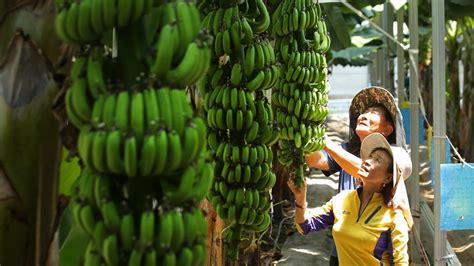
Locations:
0;1;63;265
446;24;461;149
459;18;474;161
0;31;61;266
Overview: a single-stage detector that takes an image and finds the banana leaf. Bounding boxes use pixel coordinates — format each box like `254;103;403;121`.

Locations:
59;207;88;266
0;31;61;266
330;45;379;66
59;147;80;196
323;4;352;51
0;1;63;66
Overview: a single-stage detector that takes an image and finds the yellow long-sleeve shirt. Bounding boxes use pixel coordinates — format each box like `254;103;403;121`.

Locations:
296;188;409;265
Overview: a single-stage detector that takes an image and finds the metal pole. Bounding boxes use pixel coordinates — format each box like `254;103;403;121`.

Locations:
397;8;405;104
432;0;447;264
387;4;394;93
408;0;420;254
381;2;389;88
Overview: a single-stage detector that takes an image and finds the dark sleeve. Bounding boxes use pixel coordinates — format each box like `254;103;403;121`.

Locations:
296;197;335;235
321;143;349;177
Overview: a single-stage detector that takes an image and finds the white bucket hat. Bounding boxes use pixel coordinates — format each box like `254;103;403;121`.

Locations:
361;132;413;229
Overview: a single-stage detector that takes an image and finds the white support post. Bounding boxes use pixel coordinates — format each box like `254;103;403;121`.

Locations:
397;8;405;104
408;0;420;251
432;0;447;264
381;2;389;88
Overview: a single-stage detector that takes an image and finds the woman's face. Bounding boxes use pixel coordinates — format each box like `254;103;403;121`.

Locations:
355;106;393;140
357;149;393;189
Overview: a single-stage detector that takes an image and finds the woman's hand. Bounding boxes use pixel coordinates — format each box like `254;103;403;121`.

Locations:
287;177;308;224
323;133;336;151
287;177;307;204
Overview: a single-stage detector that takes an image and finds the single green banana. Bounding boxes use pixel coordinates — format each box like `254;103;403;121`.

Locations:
102;0;116;29
181;125;199;167
139;210;155;249
170;210;185;252
102;93;117;129
120;213;135;252
155;212;173;253
70;78;92;122
230;63;243;86
101;201;121;231
90;0;106;35
64;2;80;42
105;130;124;174
156;88;172;129
152;130;168;175
124;136;138;177
177;247;194;266
131;0;146;22
128;249;143;266
169;89;185;135
166;131;182;173
55;8;74;43
65;88;87;129
151;24;176;79
78;0;99;42
117;0;133;27
174;1;198;60
91;130;107;172
79;204;96;236
115;90;130;132
92;220;107;254
103;235;119;266
246;71;265;92
84;241;101;266
87;51;107;98
167;42;206;87
130;91;145;145
139;134;156;177
244;44;256;76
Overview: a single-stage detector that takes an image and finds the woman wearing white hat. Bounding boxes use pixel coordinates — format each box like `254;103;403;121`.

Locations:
305;86;407;264
288;132;413;265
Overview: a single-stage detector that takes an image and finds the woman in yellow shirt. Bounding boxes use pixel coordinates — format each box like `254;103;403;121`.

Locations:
288;132;413;265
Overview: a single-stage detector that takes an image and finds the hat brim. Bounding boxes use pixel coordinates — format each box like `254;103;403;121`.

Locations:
360;132;392;161
361;133;412;184
349;86;398;125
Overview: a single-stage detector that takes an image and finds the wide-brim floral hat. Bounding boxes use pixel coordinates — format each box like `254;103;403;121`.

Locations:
348;86;406;149
349;86;398;125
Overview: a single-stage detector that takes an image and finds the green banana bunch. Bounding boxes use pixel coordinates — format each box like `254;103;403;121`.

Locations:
55;0;152;44
200;0;280;259
166;38;212;88
271;0;329;188
272;0;320;36
63;0;217;265
246;0;270;34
